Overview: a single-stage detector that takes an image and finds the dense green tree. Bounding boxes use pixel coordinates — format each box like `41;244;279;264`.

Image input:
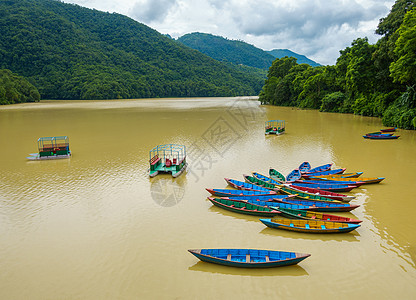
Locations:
0;69;40;104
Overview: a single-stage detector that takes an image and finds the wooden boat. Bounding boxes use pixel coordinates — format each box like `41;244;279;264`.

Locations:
219;194;294;201
27;136;71;160
188;249;310;268
380;127;397;132
309;176;385;184
278;185;342;203
287;184;355;202
252;172;282;185
301;168;346;178
149;144;187;177
366;132;393;136
286;169;302;182
310;172;363;179
207;197;281;217
275;207;362;224
265;120;285;135
243;175;278;190
225;178;273;192
363;135;400;139
269;168;286;183
298;162;311;173
227;198;314;210
296;179;365;187
291;182;358;192
206;188;277;197
303;163;332;174
272;197;359;212
260;218;361;233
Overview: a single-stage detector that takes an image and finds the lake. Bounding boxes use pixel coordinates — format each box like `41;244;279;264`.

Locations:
0;97;415;299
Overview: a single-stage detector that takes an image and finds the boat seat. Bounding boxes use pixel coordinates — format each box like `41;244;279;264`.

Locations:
305;224;310;229
321;225;326;229
227;254;231;261
311;216;316;219
265;255;270;262
290;223;294;227
246;254;250;263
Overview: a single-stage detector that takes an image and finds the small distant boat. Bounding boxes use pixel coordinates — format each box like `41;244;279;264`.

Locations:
275;207;362;224
243;175;277;190
206;188;277;197
303;164;332;174
269;168;286;183
298;162;311;173
287;184;355;202
207;197;281;217
366;132;393;136
301;168;347;178
225;178;273;192
286;169;302;182
27;136;71;160
272;197;359;212
149;144;187;177
265;120;285;135
260;218;361;233
363;135;400;140
235;198;315;211
188;249;311;268
380;127;397;132
296;179;365;187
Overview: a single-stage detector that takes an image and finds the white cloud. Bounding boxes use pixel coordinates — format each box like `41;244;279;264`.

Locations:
63;0;395;65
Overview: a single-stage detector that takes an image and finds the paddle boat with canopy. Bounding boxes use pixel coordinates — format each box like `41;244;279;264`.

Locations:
149;144;187;178
265;120;285;135
27;136;71;160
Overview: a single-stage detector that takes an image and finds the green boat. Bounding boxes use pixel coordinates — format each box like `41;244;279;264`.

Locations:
207;197;281;217
269;168;286;182
278;185;341;203
149;144;187;178
265;120;285;135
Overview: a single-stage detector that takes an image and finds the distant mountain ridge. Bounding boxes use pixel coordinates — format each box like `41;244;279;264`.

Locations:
177;32;321;69
267;49;321;67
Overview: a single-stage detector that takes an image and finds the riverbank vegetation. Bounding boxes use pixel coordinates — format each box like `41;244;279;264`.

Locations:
259;0;416;130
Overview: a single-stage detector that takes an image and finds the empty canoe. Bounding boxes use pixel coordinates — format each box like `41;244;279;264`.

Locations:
291;182;358;192
310;172;363;179
287;184;355;202
286;169;302;182
260;218;360;233
207;197;281;217
272;198;359;212
278;185;342;202
243;175;277;190
188;249;310;268
380;127;397;132
275;207;362;224
298;162;311;173
363;135;400;139
206;188;278;197
225;178;272;192
301;168;347;178
303;164;332;174
252;172;282;185
309;176;384;184
269;168;286;182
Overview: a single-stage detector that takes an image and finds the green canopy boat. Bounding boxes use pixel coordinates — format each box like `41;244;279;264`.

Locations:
27;136;71;160
149;144;187;178
265;120;285;135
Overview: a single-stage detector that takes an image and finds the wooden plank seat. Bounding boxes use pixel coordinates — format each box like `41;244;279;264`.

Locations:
246;254;250;263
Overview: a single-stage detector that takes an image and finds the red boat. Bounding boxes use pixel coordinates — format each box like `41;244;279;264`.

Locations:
380;127;397;132
288;184;355;202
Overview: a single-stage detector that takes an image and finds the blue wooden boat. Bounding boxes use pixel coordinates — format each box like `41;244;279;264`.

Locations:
298;162;311;173
225;178;273;192
296;179;365;187
363;135;400;140
188;249;310;268
366;132;393;136
286;169;302;182
260;218;360;233
303;163;332;174
301;168;346;178
380;127;397;132
291;182;358;192
207;197;281;217
243;175;278;190
252;172;282;185
287;184;355;202
206;188;278;197
275;207;362;224
230;198;315;210
222;194;294;202
272;197;359;212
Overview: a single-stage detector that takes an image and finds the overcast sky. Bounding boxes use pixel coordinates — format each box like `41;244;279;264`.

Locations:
62;0;395;65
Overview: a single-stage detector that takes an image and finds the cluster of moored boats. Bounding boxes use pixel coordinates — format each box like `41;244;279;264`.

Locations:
189;162;384;268
363;127;399;139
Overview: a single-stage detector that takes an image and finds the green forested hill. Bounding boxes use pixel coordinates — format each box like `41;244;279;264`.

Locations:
0;69;40;104
0;0;264;100
267;49;321;67
177;32;275;70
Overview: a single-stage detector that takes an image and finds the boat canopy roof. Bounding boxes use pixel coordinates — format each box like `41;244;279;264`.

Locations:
37;136;69;148
265;120;285;127
149;144;186;160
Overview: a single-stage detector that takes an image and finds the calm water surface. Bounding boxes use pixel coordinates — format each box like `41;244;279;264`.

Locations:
0;97;415;299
